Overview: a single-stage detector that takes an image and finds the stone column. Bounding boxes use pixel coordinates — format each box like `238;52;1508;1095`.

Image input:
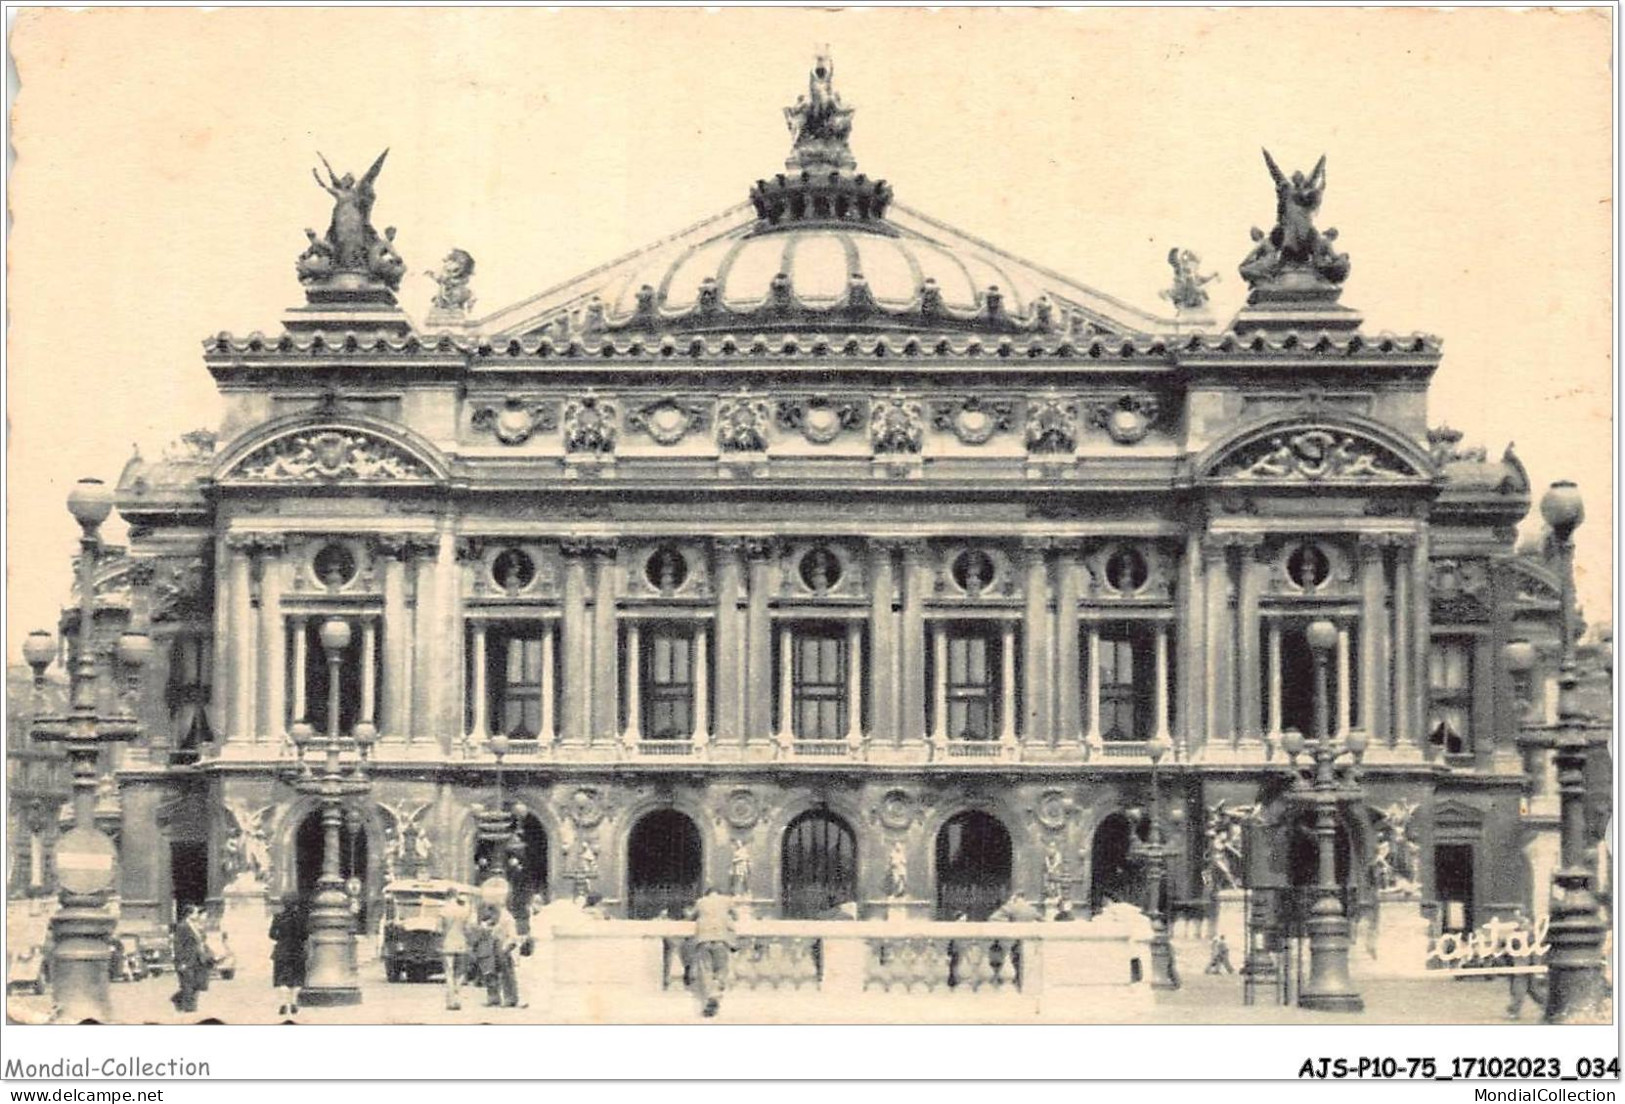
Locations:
1203;536;1234;748
1267;619;1283;742
1054;544;1083;743
210;535;231;742
1181;530;1206;756
1021;540;1052;744
261;543;288;744
712;540;743;744
1336;622;1352;737
540;625;557;744
691;625;709;747
845;621;863;749
591;544;620;744
930;622;949;749
1235;536;1264;744
433;530;459;752
1410;533;1431;751
380;541;409;741
357;616;379;739
999;621;1018;747
407;537;440;748
290;615;310;733
867;541;897;745
623;621;642;743
1391;536;1413;749
560;542;592;744
1085;623;1102;753
469;620;489;743
744;539;775;744
226;536;255;743
1154;621;1171;742
776;623;795;748
899;541;930;745
1358;537;1389;746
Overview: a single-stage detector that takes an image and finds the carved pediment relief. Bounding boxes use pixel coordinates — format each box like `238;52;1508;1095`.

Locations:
1200;417;1434;485
220;421;444;484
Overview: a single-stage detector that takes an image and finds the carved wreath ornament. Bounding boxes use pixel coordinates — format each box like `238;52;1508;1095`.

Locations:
233;430;431;482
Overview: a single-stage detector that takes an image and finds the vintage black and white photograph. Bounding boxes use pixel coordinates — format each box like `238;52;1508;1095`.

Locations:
2;4;1616;1085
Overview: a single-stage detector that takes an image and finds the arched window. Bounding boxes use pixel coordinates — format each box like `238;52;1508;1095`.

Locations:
781;810;856;919
935;811;1012;920
627;810;702;920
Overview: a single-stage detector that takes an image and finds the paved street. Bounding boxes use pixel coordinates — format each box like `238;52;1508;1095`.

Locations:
8;937;1520;1026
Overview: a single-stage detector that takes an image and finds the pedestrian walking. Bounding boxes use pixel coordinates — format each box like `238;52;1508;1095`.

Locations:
268;895;308;1018
470;907;498;1006
170;905;212;1014
687;886;738;1018
438;888;471;1011
490;905;524;1008
1206;933;1235;975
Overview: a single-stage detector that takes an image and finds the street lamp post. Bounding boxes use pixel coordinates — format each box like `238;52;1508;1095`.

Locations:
1141;735;1180;990
289;617;373;1008
25;479;146;1023
474;735;528;916
1281;618;1367;1013
1523;481;1610;1023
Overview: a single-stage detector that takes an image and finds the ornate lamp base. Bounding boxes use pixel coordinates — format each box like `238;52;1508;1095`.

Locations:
49;897;117;1023
299;885;362;1008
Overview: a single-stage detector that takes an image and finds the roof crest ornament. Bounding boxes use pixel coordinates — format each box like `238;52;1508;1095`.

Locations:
784;46;856;172
296;148;405;300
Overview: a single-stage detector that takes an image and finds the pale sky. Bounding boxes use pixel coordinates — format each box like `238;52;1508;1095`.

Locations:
6;7;1614;659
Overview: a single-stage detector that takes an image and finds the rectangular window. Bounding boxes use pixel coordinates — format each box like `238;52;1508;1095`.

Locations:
1428;638;1474;756
494;632;545;739
792;626;847;739
166;635;212;758
1095;627;1154;741
945;625;1000;741
643;626;695;739
303;622;375;737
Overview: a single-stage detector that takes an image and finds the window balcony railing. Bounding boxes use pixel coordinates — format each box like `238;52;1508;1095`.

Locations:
1097;740;1152;759
945;741;1007;760
637;739;697;758
792;739;852;758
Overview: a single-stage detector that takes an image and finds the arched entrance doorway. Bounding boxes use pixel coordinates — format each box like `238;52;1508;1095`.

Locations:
474;812;550;919
627;809;702;919
935;811;1012;920
1089;811;1146;913
781;810;857;919
295;807;370;924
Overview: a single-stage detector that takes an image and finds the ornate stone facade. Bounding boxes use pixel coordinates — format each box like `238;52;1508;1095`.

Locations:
46;53;1568;952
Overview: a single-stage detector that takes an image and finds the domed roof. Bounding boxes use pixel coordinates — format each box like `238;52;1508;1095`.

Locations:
475;53;1175;342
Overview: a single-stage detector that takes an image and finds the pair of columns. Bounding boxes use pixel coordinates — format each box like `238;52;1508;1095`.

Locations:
220;533;438;746
1195;531;1426;752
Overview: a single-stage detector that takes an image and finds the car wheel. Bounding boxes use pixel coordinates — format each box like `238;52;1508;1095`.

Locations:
386;961;400;983
220;969;235;981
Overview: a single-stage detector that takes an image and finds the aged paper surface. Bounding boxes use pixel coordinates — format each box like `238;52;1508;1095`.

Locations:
3;3;1615;1077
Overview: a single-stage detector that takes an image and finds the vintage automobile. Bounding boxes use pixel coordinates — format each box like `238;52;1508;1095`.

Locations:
7;943;49;995
381;879;475;983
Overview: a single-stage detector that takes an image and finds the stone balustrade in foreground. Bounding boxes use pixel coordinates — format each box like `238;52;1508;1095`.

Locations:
535;913;1155;1022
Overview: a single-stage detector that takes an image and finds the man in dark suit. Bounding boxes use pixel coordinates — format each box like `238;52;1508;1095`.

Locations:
170;905;211;1014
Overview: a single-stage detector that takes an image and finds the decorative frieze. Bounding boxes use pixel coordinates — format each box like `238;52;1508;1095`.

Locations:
931;397;1015;445
1430;558;1491;622
1087;394;1161;445
776;396;864;444
626;397;711;446
1025;396;1078;455
869;393;925;455
470;398;559;446
716;395;774;452
563;395;618;454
